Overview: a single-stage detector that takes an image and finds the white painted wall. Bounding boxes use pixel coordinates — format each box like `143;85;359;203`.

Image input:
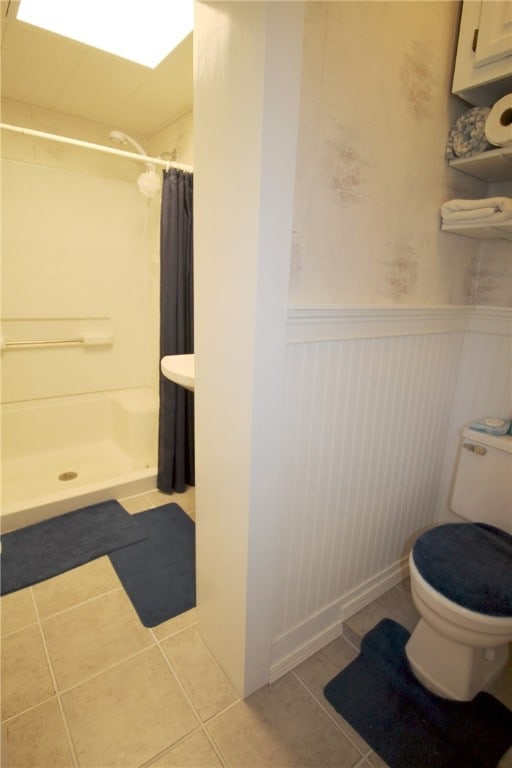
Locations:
194;1;304;697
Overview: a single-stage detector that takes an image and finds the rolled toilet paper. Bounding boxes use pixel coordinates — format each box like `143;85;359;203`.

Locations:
485;93;512;147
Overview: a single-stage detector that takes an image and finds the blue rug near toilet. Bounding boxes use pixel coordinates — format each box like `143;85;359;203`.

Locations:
108;503;195;627
1;500;145;595
324;619;512;768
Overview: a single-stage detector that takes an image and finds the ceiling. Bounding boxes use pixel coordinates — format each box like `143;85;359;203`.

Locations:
0;0;193;139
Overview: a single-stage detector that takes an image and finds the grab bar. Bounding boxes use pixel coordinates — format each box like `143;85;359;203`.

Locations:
1;333;113;350
5;337;84;347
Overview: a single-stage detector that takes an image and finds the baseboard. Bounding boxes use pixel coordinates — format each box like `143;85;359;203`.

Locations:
269;619;344;684
269;557;409;683
340;556;409;622
269;598;344;683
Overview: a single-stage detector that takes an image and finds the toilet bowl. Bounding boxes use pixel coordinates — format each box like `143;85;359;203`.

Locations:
406;528;512;700
405;428;512;701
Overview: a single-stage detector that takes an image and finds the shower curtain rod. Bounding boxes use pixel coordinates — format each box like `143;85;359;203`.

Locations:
0;123;193;172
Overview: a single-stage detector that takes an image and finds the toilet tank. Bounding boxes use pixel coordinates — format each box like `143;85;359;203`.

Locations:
450;427;512;533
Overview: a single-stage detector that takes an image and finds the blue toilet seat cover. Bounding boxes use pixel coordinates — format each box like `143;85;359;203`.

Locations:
412;523;512;617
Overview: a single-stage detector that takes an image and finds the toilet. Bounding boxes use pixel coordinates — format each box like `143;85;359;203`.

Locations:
405;426;512;701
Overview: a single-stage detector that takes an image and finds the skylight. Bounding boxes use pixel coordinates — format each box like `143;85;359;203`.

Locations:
16;0;194;69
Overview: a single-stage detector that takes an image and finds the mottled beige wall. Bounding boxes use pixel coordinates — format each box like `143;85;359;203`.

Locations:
290;1;511;307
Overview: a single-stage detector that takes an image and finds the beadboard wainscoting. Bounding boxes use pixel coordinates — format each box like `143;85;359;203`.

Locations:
269;305;511;682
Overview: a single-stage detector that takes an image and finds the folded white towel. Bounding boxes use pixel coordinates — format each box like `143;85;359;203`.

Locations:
441;197;512;222
443;207;496;222
442;209;512;224
442;214;512;228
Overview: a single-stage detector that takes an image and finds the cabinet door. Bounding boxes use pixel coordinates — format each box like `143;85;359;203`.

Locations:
474;0;512;68
452;0;512;106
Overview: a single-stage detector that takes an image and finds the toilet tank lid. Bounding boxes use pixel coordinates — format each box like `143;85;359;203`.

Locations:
462;427;512;453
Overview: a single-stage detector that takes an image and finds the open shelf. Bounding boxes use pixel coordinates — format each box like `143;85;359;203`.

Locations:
448;146;512;182
441;220;512;240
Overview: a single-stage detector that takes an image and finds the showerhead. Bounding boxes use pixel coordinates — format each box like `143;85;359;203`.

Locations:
109;130;127;144
109;129;161;197
137;164;161;198
109;130;148;157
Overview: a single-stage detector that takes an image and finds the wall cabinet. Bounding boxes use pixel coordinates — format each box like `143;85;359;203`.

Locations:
446;2;512;240
452;1;512;106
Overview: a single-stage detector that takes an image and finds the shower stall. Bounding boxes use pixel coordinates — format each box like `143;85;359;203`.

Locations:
0;122;192;533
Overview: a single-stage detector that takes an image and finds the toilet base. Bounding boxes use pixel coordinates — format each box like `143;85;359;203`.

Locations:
405;619;509;701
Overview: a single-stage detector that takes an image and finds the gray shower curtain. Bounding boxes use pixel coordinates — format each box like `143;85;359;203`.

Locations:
157;168;194;493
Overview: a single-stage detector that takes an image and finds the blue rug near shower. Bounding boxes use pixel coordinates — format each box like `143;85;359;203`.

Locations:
108;503;195;627
1;500;145;595
324;619;512;768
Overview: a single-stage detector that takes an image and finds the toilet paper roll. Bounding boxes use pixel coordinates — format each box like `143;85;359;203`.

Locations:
485;93;512;147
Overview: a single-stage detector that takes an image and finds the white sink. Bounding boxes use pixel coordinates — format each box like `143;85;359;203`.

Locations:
161;354;195;392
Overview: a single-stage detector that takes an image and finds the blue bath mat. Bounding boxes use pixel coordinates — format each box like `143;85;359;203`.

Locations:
324;619;512;768
108;503;195;627
1;500;145;595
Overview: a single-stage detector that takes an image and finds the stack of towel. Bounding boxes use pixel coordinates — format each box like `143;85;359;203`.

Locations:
441;197;512;226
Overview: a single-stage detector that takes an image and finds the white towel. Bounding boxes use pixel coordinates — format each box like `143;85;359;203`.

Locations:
442;214;512;228
441;197;512;222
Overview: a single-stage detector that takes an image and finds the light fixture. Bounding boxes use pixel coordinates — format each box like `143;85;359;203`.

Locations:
16;0;193;69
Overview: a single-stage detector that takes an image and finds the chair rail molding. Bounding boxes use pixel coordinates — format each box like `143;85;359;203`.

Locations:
287;305;511;343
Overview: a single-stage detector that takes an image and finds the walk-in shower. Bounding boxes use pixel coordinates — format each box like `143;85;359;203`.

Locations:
0;122;193;532
0;125;168;532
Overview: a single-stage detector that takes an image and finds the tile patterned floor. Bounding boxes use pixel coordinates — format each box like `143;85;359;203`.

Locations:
1;488;511;768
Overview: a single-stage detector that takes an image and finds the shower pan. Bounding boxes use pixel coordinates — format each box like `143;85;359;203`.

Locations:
1;388;158;532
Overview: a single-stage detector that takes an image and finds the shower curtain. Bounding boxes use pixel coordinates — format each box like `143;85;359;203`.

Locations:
157;168;195;493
